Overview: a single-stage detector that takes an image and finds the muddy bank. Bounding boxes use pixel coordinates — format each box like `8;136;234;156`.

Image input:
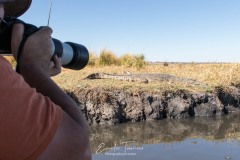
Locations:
66;85;240;125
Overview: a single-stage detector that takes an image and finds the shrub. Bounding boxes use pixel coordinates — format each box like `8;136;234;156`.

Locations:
163;62;169;66
119;53;135;67
99;49;118;66
88;52;99;66
86;49;146;68
132;54;146;69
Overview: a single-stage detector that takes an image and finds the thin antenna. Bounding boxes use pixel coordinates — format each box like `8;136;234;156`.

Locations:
47;0;54;26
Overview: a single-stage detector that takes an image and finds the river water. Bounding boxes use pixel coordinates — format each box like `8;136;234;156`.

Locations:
90;114;240;160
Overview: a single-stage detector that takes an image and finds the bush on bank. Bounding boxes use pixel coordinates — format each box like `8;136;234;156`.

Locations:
88;49;146;69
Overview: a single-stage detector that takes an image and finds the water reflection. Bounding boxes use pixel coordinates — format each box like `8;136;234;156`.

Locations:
90;114;240;159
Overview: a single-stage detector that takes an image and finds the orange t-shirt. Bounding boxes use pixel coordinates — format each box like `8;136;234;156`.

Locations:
0;56;63;160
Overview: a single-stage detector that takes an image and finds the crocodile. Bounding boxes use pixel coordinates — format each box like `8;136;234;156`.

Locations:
85;72;207;86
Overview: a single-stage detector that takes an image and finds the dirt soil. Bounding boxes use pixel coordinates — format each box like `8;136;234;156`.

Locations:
66;84;240;125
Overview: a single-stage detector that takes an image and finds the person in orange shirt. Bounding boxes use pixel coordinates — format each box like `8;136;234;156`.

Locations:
0;0;91;159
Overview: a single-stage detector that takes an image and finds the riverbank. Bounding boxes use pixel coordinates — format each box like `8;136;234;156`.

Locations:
52;63;240;125
66;84;240;125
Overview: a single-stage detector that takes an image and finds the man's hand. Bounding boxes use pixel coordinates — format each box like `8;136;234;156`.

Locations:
48;55;61;77
11;23;61;77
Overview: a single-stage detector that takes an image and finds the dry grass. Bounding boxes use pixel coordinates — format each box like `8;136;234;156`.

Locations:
4;55;240;93
52;63;240;93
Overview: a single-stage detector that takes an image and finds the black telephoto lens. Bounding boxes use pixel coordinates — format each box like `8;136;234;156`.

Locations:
52;38;89;70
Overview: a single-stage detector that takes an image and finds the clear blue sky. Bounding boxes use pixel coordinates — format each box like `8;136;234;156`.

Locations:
20;0;240;62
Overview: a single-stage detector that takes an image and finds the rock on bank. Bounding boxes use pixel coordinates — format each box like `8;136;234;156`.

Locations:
66;85;240;125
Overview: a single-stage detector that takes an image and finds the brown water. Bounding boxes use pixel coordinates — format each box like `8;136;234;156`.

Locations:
90;114;240;160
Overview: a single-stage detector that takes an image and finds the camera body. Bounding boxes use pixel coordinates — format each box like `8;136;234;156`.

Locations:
0;17;89;70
